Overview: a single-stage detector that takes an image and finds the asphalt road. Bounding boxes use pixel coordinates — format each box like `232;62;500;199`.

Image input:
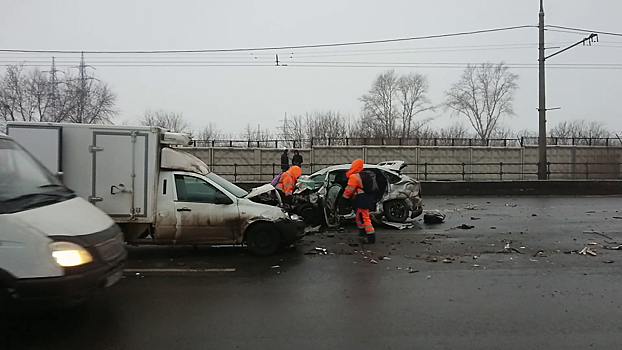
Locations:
2;197;622;350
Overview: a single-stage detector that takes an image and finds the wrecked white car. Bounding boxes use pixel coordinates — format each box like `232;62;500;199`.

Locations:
292;161;423;227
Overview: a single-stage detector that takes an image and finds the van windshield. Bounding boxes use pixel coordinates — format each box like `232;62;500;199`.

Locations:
0;138;75;214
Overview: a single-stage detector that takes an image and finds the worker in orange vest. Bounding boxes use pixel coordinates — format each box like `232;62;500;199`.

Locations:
276;165;302;205
342;159;375;244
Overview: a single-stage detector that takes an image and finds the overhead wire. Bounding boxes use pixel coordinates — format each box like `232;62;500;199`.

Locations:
0;25;536;54
546;25;622;37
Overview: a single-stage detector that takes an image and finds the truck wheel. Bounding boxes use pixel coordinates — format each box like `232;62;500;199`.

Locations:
246;223;282;256
384;200;409;223
297;203;320;226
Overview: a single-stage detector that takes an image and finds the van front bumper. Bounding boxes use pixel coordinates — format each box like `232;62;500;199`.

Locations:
11;259;125;308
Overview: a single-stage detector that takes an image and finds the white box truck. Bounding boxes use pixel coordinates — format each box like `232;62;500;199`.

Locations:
0;132;126;307
6;122;305;256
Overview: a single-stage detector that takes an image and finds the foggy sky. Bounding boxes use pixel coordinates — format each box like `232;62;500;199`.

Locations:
1;0;621;137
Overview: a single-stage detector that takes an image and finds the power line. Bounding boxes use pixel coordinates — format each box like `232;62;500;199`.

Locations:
546;25;622;37
0;42;584;59
0;25;536;54
3;62;622;70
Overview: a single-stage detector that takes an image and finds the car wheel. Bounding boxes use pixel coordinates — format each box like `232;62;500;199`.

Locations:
297;203;321;225
384;199;409;223
245;222;282;256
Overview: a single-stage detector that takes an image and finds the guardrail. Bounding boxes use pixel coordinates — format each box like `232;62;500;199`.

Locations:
192;136;622;148
208;161;622;183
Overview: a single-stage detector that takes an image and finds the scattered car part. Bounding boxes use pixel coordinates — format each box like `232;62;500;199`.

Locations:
424;211;446;224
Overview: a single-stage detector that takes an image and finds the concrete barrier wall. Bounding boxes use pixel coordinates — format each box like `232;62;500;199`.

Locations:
182;145;622;182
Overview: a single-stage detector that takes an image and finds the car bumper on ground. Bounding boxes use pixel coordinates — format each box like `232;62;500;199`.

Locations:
275;219;306;244
11;258;126;308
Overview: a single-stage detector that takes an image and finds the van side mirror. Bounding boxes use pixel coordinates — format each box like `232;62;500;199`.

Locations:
214;192;233;205
55;172;64;182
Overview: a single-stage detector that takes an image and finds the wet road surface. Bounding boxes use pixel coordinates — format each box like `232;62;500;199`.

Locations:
2;197;622;349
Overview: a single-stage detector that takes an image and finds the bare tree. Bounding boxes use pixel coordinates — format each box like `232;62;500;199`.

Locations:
549;120;612;145
140;110;192;134
550;120;611;139
0;63;117;128
444;62;519;143
0;65;49;126
360;70;400;138
279;114;307;146
280;111;351;146
240;123;274;143
196;122;221;141
65;76;117;124
397;73;435;138
438;122;471;139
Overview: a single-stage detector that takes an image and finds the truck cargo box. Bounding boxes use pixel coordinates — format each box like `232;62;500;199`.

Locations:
7;123;162;224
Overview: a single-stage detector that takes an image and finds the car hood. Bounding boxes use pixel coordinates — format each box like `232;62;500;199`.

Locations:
246;184;282;205
1;196;116;238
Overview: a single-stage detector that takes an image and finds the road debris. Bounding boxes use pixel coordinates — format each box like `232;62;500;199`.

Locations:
583;231;613;240
490;226;497;229
305;225;321;234
603;260;614;264
408;269;419;274
442;258;453;263
271;265;280;269
425;257;438;263
473;264;480;268
315;247;328;255
457;224;475;230
503;242;524;254
464;204;478;210
533;250;546;257
505;203;518;207
531;214;537;217
381;256;392;261
578;246;597;256
613;216;622;220
381;218;415;230
586;211;596;214
423;210;446;224
370;259;378;264
471;217;481;220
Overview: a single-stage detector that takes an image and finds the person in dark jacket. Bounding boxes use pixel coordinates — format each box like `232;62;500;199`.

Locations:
292;150;303;167
280;148;289;172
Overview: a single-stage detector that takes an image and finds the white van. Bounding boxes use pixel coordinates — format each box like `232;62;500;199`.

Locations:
0;132;126;307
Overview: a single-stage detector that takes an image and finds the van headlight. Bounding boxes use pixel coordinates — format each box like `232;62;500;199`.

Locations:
50;242;93;267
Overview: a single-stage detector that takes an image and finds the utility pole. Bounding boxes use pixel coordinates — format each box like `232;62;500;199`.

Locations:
538;0;547;180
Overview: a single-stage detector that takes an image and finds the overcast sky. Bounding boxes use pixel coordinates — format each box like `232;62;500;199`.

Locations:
1;0;621;137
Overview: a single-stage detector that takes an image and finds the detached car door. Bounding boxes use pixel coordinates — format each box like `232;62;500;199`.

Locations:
173;173;239;244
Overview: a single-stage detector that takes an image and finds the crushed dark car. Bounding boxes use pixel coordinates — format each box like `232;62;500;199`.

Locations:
291;161;423;227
